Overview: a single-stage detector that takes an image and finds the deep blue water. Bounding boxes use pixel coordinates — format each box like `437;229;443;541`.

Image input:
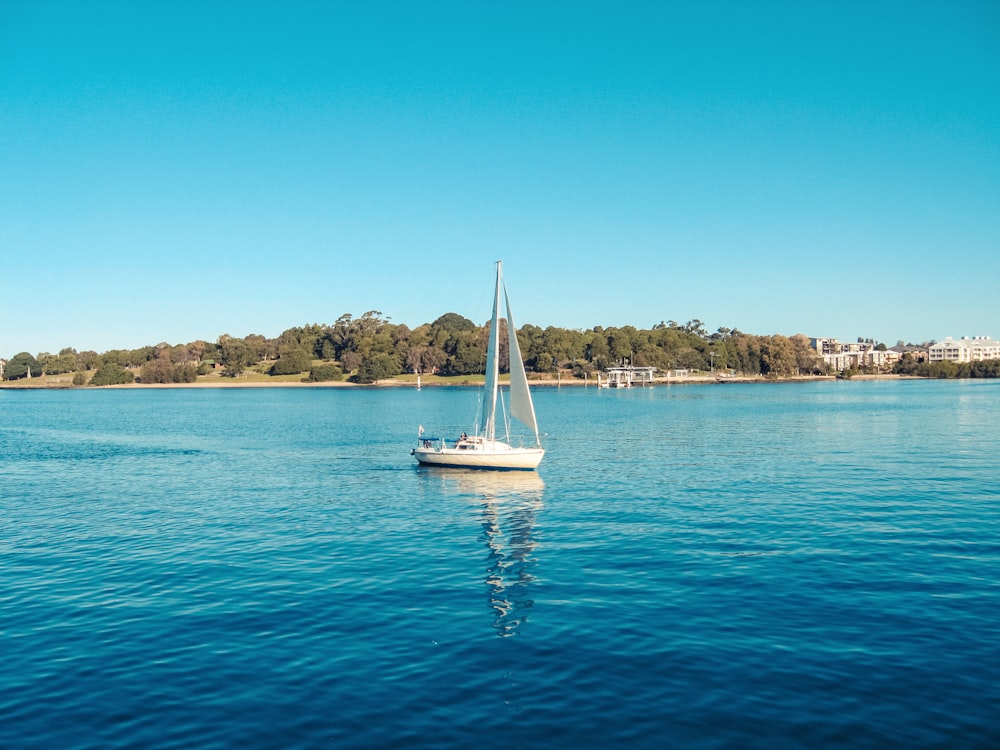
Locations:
2;380;999;749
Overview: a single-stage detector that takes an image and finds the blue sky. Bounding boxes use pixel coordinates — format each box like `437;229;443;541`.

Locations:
2;1;998;357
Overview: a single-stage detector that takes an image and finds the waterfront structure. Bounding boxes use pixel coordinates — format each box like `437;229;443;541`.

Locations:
599;365;657;388
928;336;1000;363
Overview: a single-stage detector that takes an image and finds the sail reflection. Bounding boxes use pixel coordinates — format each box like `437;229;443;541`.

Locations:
418;469;544;637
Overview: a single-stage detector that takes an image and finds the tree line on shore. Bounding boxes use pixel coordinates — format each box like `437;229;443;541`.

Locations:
2;312;997;384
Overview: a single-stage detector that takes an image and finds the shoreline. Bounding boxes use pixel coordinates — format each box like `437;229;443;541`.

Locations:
1;373;916;390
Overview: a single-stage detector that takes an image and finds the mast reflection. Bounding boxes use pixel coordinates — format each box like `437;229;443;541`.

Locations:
418;468;544;637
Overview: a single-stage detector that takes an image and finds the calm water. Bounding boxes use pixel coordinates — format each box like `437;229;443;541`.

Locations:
2;380;998;749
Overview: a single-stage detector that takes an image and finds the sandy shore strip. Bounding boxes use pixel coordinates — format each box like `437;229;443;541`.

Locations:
0;374;914;390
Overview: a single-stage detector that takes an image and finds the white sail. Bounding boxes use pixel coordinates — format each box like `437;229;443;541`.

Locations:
504;285;539;441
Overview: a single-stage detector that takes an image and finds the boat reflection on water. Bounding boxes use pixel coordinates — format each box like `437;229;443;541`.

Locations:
418;468;544;637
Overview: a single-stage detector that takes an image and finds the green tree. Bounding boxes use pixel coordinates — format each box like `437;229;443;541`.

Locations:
709;338;737;372
140;359;198;383
405;345;447;374
326;314;356;359
926;360;959;379
970;359;1000;378
128;347;154;368
733;334;762;375
790;334;822;375
648;326;688;368
36;352;55;373
674;347;707;370
893;353;920;375
432;312;477;332
353;352;402;384
519;324;548;372
585;329;612;369
46;352;79;375
445;331;487;376
101;350;126;368
186;340;211;364
759;335;796;377
140;358;175;384
340;351;361;374
324;311;393;366
606;326;637;363
218;335;256;377
305;363;344;382
244;334;269;362
269;348;312;375
631;330;668;370
78;351;101;371
89;364;135;386
275;324;324;360
316;335;337;361
683;319;708;337
3;352;41;380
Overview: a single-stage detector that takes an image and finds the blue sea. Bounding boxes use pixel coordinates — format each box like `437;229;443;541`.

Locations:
2;379;998;749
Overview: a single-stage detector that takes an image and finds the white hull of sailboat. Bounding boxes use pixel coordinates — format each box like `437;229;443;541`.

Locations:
412;443;544;471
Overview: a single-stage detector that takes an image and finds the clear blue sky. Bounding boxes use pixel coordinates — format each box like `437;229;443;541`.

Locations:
2;1;998;357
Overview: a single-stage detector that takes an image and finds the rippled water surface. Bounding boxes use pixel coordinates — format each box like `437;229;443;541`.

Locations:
2;380;999;748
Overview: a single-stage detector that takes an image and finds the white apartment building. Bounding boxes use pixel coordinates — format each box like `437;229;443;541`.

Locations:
822;348;899;372
810;337;839;355
928;336;1000;363
811;338;900;371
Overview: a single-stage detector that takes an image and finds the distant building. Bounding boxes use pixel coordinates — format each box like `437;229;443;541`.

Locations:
889;344;927;363
812;337;898;372
928;336;1000;363
810;337;840;355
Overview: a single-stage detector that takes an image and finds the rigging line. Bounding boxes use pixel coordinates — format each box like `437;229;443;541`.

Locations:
498;388;511;442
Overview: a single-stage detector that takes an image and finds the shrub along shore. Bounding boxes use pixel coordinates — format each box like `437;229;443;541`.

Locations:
1;370;911;390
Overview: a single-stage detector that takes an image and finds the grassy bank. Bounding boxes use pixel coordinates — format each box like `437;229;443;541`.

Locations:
0;369;875;389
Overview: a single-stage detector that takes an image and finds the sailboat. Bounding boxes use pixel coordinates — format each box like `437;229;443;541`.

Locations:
411;261;545;471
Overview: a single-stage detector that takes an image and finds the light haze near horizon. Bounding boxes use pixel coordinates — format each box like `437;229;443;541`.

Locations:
2;1;998;358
